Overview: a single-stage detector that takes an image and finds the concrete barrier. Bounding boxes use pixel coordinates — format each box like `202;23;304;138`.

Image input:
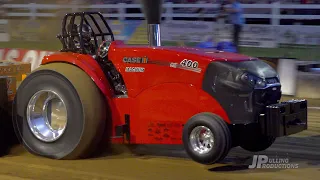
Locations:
277;59;298;96
296;72;320;99
261;57;320;99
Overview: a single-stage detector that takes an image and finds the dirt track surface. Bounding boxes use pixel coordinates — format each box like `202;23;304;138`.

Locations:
0;110;319;180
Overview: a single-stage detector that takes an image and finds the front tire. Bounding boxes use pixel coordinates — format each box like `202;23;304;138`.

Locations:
13;63;106;159
240;135;275;152
182;113;232;165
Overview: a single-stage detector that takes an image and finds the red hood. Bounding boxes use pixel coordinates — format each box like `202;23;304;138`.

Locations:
110;41;256;62
160;46;255;62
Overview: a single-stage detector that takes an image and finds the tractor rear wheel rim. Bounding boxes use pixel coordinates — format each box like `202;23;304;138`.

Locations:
189;126;214;154
26;90;68;142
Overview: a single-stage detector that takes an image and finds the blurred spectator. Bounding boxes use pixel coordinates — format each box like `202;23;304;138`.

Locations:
224;0;244;52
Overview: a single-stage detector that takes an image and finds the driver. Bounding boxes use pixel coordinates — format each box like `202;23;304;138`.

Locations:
74;24;96;55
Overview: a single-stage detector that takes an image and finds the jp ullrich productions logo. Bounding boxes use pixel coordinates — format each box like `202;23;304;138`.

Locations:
248;155;299;169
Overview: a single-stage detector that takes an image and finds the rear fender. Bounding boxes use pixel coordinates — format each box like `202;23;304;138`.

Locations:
41;52;114;98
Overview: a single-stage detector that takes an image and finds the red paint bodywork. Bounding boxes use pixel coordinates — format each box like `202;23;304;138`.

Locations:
42;41;254;145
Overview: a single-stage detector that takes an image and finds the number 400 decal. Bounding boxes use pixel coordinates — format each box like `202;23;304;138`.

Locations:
180;59;199;68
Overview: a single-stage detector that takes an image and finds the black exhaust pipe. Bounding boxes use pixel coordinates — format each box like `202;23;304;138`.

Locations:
141;0;163;46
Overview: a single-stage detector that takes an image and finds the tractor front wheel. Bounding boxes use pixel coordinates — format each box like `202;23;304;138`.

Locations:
182;113;232;165
13;63;107;159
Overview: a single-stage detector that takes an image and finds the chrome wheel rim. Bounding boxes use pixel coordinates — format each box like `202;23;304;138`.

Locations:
189;126;214;154
26;90;68;142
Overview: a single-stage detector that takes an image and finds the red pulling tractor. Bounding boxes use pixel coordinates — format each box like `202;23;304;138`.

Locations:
10;0;307;164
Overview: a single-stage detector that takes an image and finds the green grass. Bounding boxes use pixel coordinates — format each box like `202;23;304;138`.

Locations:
1;41;319;61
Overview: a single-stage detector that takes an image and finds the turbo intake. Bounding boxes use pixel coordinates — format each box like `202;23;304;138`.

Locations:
140;0;163;46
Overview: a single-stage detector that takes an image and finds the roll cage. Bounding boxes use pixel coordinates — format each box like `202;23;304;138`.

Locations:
57;12;115;54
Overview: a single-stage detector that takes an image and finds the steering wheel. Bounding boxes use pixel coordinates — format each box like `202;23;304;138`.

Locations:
97;40;112;59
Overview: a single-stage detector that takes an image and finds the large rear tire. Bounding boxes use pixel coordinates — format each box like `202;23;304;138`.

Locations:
13;63;106;159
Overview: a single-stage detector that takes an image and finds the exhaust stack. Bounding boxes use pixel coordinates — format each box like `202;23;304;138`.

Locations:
141;0;162;46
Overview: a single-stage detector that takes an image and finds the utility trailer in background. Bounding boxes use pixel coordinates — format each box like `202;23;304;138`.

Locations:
0;77;14;156
0;61;31;156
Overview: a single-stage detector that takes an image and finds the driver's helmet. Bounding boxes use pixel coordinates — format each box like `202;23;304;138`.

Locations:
78;24;92;42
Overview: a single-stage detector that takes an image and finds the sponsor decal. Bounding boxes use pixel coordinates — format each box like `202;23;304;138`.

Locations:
123;56;148;64
122;56;202;73
0;66;14;74
166;60;202;73
180;59;199;69
6;77;14;95
169;62;178;68
151;59;201;73
147;121;183;143
168;59;202;73
125;67;145;72
0;48;55;70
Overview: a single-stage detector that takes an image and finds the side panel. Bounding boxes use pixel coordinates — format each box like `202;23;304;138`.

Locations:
127;83;230;145
41;52;114;98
